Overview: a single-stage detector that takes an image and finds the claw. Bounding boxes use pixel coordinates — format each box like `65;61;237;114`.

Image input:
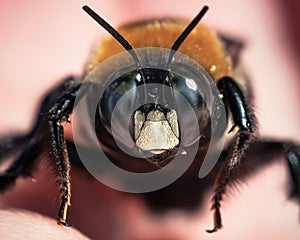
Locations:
206;207;222;233
57;219;72;227
206;228;217;233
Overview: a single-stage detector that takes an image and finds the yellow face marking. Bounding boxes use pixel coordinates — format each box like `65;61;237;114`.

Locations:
134;109;179;153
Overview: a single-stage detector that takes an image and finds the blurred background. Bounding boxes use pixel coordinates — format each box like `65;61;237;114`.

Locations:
0;0;299;239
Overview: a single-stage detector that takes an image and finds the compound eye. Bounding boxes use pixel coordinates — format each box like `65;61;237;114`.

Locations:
99;71;138;128
168;71;212;147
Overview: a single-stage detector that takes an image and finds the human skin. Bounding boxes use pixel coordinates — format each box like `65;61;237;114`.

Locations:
0;0;300;239
0;209;89;240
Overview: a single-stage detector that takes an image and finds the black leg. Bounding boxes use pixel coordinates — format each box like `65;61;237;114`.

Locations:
47;84;80;226
243;140;300;212
283;142;300;201
0;76;80;226
207;76;256;233
0;135;29;160
0;76;79;163
0;136;43;191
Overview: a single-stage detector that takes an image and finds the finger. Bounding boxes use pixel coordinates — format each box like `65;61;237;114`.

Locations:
0;209;90;240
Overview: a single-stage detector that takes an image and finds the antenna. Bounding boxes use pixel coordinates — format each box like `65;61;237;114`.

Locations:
162;6;209;109
82;5;143;71
83;5;209;109
167;6;209;66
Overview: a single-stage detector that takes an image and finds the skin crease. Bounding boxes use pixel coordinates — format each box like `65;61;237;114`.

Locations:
0;0;300;239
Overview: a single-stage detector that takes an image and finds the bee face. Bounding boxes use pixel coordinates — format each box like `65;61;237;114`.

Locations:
78;46;225;169
76;7;230;168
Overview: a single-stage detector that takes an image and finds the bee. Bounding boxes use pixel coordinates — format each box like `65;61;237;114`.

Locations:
0;4;299;234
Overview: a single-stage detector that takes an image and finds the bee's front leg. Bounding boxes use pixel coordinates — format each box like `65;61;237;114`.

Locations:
207;76;255;233
47;84;81;226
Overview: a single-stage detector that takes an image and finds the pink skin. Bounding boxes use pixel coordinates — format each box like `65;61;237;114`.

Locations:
0;0;300;239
